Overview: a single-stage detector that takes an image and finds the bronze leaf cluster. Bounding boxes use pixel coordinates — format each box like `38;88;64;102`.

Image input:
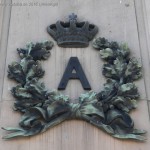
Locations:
2;38;146;141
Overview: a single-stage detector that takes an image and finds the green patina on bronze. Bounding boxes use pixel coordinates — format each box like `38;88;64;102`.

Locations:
2;38;146;141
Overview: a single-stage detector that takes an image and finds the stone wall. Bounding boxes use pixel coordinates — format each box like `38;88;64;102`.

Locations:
0;0;150;150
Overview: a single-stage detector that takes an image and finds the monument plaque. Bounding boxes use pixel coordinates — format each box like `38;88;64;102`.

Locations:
2;14;146;141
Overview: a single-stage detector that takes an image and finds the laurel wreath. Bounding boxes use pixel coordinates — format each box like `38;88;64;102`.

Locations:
2;37;146;141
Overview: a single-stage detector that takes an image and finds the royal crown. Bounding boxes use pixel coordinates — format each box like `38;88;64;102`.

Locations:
47;13;98;48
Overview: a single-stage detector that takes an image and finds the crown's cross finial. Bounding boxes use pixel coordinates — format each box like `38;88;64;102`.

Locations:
69;13;77;21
